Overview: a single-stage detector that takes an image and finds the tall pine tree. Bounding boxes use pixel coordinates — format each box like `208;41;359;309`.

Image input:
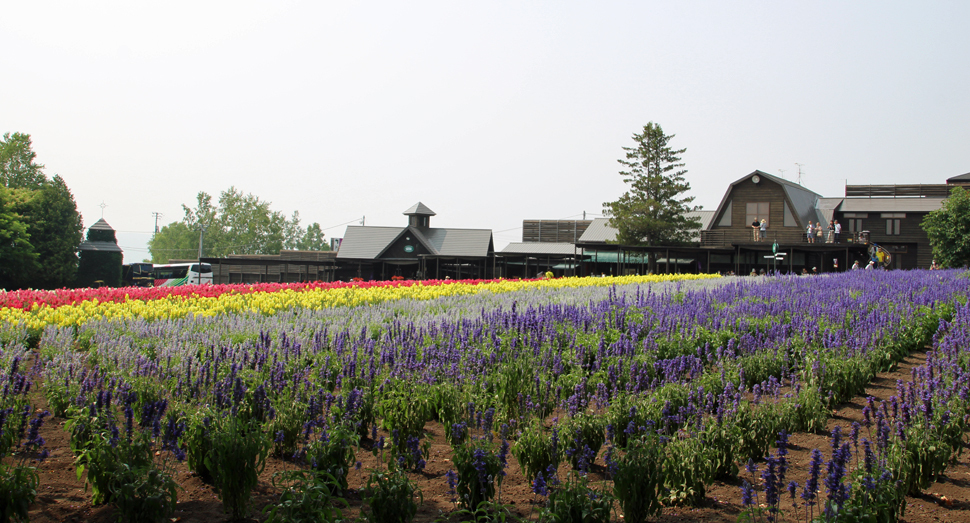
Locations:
603;123;700;271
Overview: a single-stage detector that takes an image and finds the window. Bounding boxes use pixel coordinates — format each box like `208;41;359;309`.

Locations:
746;202;769;227
847;219;864;233
886;219;901;235
880;213;906;219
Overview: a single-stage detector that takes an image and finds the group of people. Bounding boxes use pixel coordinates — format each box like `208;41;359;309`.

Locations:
750;219;767;241
805;220;842;244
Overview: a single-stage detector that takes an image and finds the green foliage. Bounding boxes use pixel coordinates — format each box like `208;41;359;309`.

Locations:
362;467;421;523
380;383;431;453
0;133;82;289
182;411;214;482
264;469;348;523
0;464;38;523
299;423;359;492
0;187;37;289
560;414;604;471
602;122;701;253
611;438;663;523
661;435;714;506
205;415;271;519
71;416;179;523
148;187;329;262
0;132;45;190
511;422;561;485
922;186;970;268
21;175;82;289
147;222;198;264
109;466;179;523
452;500;521;523
451;437;507;510
0;405;47;523
542;472;613;523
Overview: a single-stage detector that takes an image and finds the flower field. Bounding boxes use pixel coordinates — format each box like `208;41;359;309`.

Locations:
2;271;970;523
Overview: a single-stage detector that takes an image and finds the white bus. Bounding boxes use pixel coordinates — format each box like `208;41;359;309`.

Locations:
153;263;213;286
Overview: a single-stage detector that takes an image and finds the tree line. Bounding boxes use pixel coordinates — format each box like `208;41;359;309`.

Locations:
0;132;83;290
148;188;329;264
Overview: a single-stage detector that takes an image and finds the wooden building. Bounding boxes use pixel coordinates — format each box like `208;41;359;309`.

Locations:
833;185;948;269
521;220;592;243
202;250;337;284
705;170;822;246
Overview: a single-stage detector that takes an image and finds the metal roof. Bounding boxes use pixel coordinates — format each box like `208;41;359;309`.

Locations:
337;225;492;259
500;242;578;255
839;198;945;213
947;172;970;183
689;210;715;230
336;226;406;259
403;202;436;216
88;218;115;231
577;211;713;244
423;228;493;257
78;240;123;252
815;197;843;224
578;218;617;243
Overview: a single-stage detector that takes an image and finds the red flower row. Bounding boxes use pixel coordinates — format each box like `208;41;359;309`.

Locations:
0;278;500;311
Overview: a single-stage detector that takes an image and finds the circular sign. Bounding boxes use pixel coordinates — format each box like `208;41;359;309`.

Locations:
404;245;414;253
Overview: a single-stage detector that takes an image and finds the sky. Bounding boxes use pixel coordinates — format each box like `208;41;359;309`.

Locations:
2;1;968;263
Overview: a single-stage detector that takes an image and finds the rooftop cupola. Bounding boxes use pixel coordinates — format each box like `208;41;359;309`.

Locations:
403;202;435;228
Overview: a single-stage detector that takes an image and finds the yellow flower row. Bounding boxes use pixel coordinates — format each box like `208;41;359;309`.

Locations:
0;274;719;330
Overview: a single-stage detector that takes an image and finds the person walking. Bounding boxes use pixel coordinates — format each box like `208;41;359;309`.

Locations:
806;221;815;243
834;220;842;243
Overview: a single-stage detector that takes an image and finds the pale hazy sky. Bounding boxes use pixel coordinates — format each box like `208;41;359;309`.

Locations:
2;1;967;262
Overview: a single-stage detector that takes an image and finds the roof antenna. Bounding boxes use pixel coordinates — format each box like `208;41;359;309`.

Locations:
778;168;787;180
794;163;805;186
99;201;107;218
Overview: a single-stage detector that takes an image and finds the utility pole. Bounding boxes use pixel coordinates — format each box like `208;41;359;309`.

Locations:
197;224;208;259
197;224;208;284
152;212;163;234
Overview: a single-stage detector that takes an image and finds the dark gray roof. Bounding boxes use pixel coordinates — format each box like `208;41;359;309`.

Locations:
947;172;970;183
712;170;822;229
336;225;493;259
423;228;493;257
839;198;945;213
403;202;436;216
78;240;123;252
815;198;843;224
336;226;406;259
500;242;578;255
88;218;115;231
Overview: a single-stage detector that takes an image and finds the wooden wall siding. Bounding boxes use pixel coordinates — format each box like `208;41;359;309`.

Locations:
836;211;933;269
522;220;591;243
711;179;807;245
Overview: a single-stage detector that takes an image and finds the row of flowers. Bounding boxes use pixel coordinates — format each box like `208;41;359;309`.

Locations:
0;274;719;330
0;278;496;311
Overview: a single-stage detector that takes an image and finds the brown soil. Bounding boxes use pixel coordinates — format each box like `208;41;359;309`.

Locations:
23;349;970;522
